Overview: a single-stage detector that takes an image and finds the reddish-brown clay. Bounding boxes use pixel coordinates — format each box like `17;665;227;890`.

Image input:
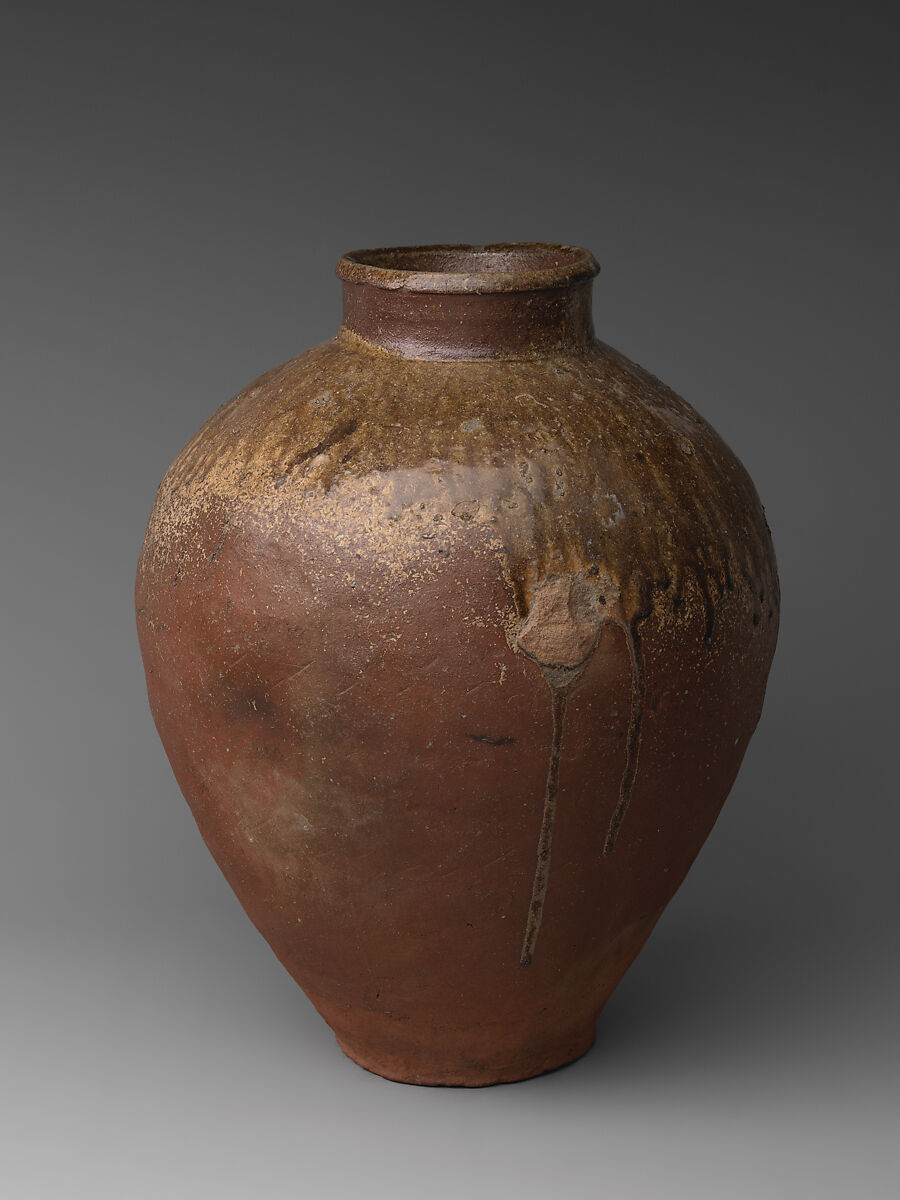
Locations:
136;244;779;1085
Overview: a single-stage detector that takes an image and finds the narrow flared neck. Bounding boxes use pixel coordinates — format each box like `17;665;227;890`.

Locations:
336;243;600;361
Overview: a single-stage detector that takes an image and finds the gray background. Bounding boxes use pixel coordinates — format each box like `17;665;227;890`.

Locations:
2;2;897;1196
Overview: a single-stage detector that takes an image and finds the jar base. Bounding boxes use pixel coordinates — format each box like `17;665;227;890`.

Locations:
335;1026;597;1087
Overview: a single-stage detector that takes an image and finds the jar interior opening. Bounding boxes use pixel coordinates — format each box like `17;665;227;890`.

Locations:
349;245;588;276
337;243;599;293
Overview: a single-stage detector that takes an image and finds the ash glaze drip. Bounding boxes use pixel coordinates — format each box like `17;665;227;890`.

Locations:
519;685;569;967
603;619;645;856
513;575;647;964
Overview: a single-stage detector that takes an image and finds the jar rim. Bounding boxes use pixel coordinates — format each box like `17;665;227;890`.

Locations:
336;243;600;294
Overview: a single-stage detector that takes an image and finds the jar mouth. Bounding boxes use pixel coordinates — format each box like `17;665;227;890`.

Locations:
336;243;600;294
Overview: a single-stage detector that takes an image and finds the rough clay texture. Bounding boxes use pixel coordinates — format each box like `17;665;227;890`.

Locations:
515;575;602;669
136;254;778;1086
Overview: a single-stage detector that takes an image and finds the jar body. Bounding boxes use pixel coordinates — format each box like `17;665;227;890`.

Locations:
136;256;778;1085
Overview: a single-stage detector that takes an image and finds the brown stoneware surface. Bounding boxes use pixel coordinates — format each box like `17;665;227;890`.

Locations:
136;243;779;1086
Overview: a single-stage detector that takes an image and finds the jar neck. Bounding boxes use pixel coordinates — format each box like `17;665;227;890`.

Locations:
340;280;595;360
335;243;600;361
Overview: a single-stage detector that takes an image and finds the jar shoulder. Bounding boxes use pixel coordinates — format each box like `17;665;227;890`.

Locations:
141;334;778;630
156;334;757;513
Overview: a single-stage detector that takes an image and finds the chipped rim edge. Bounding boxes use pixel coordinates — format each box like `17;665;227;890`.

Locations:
336;243;601;294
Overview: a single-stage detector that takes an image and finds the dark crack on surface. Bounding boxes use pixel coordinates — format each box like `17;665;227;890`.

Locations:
283;420;359;472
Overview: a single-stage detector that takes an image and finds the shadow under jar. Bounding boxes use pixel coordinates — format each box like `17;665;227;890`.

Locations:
136;243;779;1085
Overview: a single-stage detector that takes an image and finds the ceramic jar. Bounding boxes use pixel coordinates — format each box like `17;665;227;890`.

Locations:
136;244;778;1085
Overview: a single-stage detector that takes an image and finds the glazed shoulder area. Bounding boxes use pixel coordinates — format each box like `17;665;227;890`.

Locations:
144;333;778;625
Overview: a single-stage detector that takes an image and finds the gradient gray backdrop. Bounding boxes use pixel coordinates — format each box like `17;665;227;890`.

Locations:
2;2;897;1196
